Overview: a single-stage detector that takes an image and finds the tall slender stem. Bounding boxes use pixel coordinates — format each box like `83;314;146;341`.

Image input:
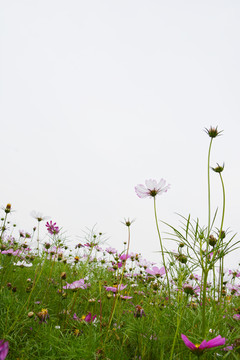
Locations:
217;173;226;301
153;197;171;301
202;137;213;337
207;138;213;240
201;268;209;337
105;224;131;339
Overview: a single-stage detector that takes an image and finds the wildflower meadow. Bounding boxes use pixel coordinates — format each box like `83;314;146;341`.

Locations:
1;127;240;359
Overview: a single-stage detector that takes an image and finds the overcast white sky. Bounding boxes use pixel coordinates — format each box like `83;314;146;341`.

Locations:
0;1;240;268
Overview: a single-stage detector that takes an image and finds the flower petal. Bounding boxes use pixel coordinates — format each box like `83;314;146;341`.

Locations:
204;335;225;349
181;334;197;350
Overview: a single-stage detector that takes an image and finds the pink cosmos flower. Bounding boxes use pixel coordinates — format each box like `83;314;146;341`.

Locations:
105;247;117;255
104;284;127;293
73;312;97;323
229;270;240;278
1;248;22;256
135;179;170;199
119;254;131;261
0;340;9;360
119;295;132;300
145;266;166;277
233;314;240;320
63;279;89;290
45;221;60;235
181;334;225;356
84;312;97;323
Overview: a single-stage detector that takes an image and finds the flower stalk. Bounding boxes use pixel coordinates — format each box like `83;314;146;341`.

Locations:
153;197;171;301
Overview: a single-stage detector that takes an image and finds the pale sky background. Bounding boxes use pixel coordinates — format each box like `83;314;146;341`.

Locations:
0;1;240;269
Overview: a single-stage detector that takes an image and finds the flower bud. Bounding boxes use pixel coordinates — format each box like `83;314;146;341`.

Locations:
61;272;67;280
204;126;223;138
5;203;11;214
209;235;217;247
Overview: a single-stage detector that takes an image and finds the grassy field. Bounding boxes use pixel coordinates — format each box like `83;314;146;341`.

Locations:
1;127;240;359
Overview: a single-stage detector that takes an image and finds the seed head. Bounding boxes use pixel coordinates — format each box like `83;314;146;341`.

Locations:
204;126;223;138
212;163;224;173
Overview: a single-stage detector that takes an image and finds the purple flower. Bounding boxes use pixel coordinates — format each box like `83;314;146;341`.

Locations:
104;284;127;293
135;179;170;199
233;314;240;321
73;312;97;323
146;266;166;277
45;221;60;235
119;295;132;300
119;254;131;261
134;305;146;318
36;308;49;323
0;340;9;360
84;312;97;323
105;247;117;255
63;279;89;290
181;334;225;356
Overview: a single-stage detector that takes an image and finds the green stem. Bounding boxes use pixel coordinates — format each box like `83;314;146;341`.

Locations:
0;213;8;244
153;197;171;301
105;225;131;343
169;297;186;360
207;138;213;241
201;268;209;337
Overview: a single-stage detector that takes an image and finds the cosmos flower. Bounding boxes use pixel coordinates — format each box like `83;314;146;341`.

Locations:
15;261;33;267
181;334;225;356
105;247;117;255
134;305;146;318
119;295;132;300
45;221;60;235
1;249;22;256
145;266;166;277
0;340;9;360
63;279;89;290
73;312;97;323
104;284;127;293
135;179;170;199
182;283;200;296
119;254;131;261
84;312;97;323
36;308;49;323
31;211;50;222
233;314;240;321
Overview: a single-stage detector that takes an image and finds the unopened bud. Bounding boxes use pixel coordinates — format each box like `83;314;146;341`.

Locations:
5;203;11;213
61;272;67;280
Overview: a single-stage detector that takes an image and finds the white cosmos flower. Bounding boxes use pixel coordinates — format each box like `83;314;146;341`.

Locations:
135;179;170;199
15;261;33;267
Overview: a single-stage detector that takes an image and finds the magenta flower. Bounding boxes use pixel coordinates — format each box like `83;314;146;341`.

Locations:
135;179;170;199
45;221;60;235
181;334;226;356
146;266;166;277
0;340;9;360
84;312;97;323
73;312;97;323
63;279;89;290
233;314;240;321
